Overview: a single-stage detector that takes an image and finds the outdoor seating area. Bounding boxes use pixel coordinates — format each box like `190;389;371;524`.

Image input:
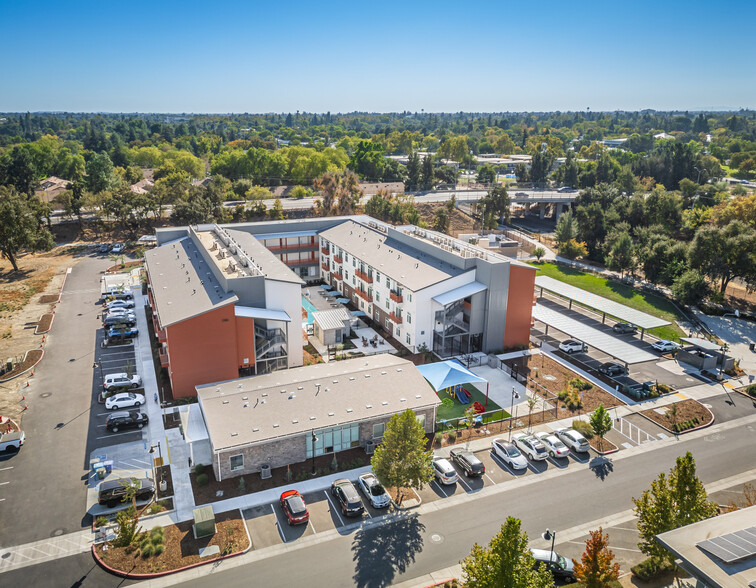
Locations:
350;326;396;355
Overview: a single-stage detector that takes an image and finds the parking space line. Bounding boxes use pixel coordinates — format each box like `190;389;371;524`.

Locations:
96;431;141;440
456;475;472;493
431;480;450;496
324;490;345;527
308;519;316;534
483;473;496;485
0;466;12;471
0;481;10;485
271;504;287;543
490;452;515;474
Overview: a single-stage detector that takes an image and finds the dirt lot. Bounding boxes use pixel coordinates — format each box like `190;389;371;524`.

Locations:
416;203;477;237
95;509;248;575
0;247;80;425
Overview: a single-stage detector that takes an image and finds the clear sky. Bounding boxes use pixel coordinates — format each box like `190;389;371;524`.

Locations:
2;0;754;113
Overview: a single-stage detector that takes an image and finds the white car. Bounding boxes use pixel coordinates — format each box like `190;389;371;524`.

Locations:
512;433;549;461
559;339;586;354
432;457;459;485
105;299;135;310
105;392;145;410
491;438;528;470
535;432;571;458
111;243;125;254
357;472;391;508
554;428;591;453
103;372;142;390
652;340;680;352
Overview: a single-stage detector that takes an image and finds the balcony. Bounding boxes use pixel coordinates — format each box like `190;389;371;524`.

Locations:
389;312;403;325
463;301;471;311
355;269;373;283
266;242;317;253
390;290;403;303
533;295;538;306
321;262;330;272
333;271;343;281
333;254;343;264
285;257;317;266
321;247;330;256
355;288;373;303
159;348;169;367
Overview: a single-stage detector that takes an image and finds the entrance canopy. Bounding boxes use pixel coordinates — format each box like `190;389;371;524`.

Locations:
680;337;721;351
417;359;487;392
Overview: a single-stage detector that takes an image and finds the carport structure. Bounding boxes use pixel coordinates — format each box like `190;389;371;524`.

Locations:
535;276;670;340
532;304;657;367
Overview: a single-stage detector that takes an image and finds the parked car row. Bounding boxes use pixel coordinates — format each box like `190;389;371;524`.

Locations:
491;427;590;470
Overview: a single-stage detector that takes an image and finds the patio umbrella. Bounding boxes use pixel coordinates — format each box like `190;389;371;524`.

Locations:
319;284;333;290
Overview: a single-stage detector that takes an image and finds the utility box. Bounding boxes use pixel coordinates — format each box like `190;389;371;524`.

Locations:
193;506;216;539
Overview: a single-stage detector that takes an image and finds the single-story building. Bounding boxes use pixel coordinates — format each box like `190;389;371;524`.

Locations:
312;307;352;346
677;337;735;373
196;354;440;480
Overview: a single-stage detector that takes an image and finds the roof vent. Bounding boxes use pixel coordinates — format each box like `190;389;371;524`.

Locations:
292;419;298;424
397;368;402;372
349;377;355;381
252;427;259;432
364;374;370;378
222;400;229;405
310;416;316;420
400;398;406;402
366;404;372;409
273;423;279;428
261;392;268;397
297;386;303;391
346;408;353;413
242;396;248;401
328;412;335;417
332;380;338;384
415;394;422;398
381;371;387;375
231;432;238;437
382;401;388;406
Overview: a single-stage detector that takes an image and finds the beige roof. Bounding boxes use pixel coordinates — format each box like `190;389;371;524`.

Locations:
312;307;351;331
145;237;238;328
130;178;154;194
320;220;462;291
224;229;305;285
197;354;439;451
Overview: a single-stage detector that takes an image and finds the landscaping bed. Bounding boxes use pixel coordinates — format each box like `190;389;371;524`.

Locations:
155;465;173;501
639;399;713;433
162;411;182;430
588;436;618;454
94;509;248;576
737;384;756;400
105;260;143;273
189;448;371;505
0;349;44;382
34;313;54;334
38;294;59;304
386;486;421;507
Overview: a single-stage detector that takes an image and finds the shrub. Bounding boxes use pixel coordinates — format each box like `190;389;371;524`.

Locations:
141;543;154;558
568;377;593;391
434;431;444;444
153;544;165;556
148;503;163;515
193;464;205;476
747;384;756;398
572;420;594;438
196;473;209;486
631;556;676;580
559;387;583;410
447;430;457;442
95;516;108;529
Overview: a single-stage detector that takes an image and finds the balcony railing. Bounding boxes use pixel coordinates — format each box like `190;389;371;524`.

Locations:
355;288;373;303
266;242;317;253
389;312;403;324
333;271;343;281
355;269;373;283
284;258;317;266
159;348;169;367
321;247;330;255
390;290;403;303
321;262;330;272
333;254;343;264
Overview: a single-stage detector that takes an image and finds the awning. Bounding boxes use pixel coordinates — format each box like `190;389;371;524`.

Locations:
234;306;291;322
432;282;487;306
319;284;333;290
416;360;487;392
350;310;366;317
680;337;722;351
336;298;350;304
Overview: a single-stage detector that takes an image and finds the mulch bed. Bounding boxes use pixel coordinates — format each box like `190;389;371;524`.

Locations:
105;261;143;273
0;349;44;382
34;313;54;334
162;412;182;431
38;294;59;304
190;447;372;505
386;486;421;506
156;465;174;501
640;399;713;433
95;509;248;576
589;436;618;454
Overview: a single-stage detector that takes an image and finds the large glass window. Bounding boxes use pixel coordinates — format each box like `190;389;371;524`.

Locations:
373;423;385;438
306;423;360;457
230;455;243;471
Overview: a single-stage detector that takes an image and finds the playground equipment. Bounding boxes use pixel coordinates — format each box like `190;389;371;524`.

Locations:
451;384;471;404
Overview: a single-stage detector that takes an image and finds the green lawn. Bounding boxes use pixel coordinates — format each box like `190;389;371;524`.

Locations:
435;383;507;427
535;262;685;341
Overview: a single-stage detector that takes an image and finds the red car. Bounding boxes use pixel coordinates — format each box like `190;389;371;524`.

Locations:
280;490;309;525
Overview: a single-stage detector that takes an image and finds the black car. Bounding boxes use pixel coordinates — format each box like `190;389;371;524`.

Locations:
98;477;154;508
449;448;486;477
612;322;637;334
106;410;149;432
598;362;627;377
331;478;365;516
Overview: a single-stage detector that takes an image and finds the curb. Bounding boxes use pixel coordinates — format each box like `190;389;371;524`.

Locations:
34;313;55;335
592;443;619;456
0;349;45;383
636;400;716;436
91;508;252;579
391;489;423;511
56;267;71;303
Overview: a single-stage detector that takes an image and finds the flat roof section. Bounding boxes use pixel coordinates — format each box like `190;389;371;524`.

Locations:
535;275;670;330
432;281;487;306
533;304;658;364
197;354;439;451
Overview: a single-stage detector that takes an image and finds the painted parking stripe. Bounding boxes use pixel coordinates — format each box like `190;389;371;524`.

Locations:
431;480;450;496
271;504;287;543
324;490;345;527
483;473;496;485
456;475;472;493
0;466;13;471
96;431;141;440
490;452;516;473
0;481;10;486
308;519;316;534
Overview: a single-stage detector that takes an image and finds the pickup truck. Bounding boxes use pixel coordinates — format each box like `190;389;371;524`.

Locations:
0;430;25;452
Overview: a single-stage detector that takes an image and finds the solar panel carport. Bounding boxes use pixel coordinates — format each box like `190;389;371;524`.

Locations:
535;276;670;339
533;304;658;365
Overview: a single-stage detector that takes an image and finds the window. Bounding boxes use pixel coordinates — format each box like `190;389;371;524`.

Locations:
407;313;412;324
385;319;389;328
386;277;390;287
307;423;360;457
375;292;380;302
375;310;380;320
396;328;400;337
230;455;243;471
376;272;380;281
385;300;390;310
408;293;412;302
352;276;356;286
416;414;426;429
372;423;385;438
406;334;411;344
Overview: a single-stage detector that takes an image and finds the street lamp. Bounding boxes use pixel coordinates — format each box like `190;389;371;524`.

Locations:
311;431;318;476
149;442;164;490
542;528;556;566
93;361;103;393
508;387;520;441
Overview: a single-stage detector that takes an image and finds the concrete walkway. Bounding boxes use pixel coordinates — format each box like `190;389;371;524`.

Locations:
691;307;756;374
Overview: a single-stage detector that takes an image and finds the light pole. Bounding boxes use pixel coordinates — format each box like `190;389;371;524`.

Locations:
542;528;556;566
508;387;520;441
311;430;318;476
149;442;163;489
93;361;103;396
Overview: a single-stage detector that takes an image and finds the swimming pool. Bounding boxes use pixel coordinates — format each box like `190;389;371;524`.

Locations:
302;296;317;325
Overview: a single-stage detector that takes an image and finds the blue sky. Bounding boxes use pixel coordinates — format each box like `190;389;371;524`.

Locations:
2;0;754;113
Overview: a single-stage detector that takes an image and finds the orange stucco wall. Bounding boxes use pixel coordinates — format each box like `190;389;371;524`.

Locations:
503;265;536;348
165;304;239;398
235;316;255;368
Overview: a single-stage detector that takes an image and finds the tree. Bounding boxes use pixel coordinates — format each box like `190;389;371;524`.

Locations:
461;516;554;588
313;170;363;216
572;527;620;587
370;409;434;505
1;146;37;195
671;270;710;306
433;207;450;233
633;452;717;563
420;155;434;190
269;198;285;220
559;239;588;259
688;221;756;293
554;209;577;245
607;232;635;277
86;152;120;194
348;140;385;180
0;186;54;271
480;184;511;224
589;404;612;451
405;151;420;192
533;247;546;262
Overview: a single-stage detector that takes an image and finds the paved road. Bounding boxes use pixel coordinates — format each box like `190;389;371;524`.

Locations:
0;255;111;546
